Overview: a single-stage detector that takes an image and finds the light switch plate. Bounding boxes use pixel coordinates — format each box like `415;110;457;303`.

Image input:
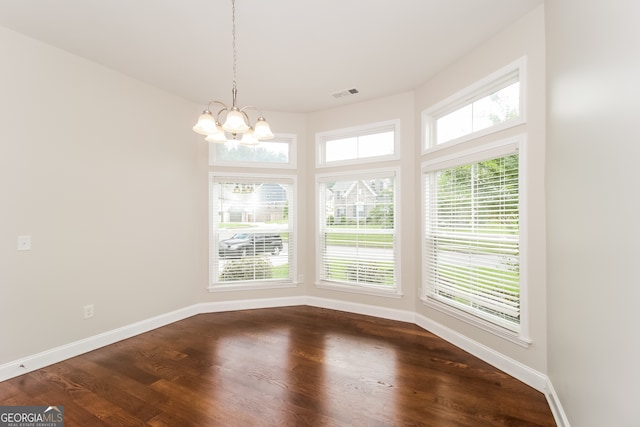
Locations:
17;235;31;251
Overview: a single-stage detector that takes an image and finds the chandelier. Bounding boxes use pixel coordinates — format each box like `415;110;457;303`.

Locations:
192;0;274;145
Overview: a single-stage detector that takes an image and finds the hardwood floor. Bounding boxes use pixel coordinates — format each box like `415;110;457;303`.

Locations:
0;306;555;426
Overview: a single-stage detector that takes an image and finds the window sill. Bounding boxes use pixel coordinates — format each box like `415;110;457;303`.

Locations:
316;281;403;299
209;281;299;293
420;297;531;348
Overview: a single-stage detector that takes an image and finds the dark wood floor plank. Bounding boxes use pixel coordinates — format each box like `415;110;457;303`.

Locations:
0;306;555;426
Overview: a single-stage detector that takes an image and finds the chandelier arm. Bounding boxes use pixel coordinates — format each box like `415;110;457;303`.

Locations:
207;100;229;112
211;101;229;111
210;101;228;108
239;106;261;126
214;107;229;122
193;0;273;144
240;110;252;125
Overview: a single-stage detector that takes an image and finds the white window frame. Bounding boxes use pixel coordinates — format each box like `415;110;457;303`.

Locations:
209;172;298;292
422;57;527;154
209;134;297;169
316;120;400;168
315;167;402;298
421;136;530;346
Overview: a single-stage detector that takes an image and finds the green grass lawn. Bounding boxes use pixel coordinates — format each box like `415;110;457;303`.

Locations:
271;264;289;279
324;232;393;248
323;258;395;286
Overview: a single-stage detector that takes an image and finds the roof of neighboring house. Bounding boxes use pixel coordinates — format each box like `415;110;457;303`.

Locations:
332;180;378;199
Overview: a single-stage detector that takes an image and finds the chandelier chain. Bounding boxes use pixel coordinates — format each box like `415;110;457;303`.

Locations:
192;0;274;143
231;0;237;89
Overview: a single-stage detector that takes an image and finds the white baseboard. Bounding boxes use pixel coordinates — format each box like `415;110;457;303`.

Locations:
0;296;569;427
196;296;307;314
305;296;415;323
304;299;569;427
545;377;571;427
304;298;550;393
414;313;548;392
0;305;199;383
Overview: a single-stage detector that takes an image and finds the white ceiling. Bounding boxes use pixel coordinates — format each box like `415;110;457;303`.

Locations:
0;0;542;113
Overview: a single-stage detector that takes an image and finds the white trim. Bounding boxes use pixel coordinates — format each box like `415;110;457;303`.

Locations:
316;119;400;168
424;117;525;156
195;296;307;314
316;167;398;182
422;57;527;154
208;281;299;292
419;297;530;348
517;135;531;342
0;298;306;383
305;296;413;323
314;281;403;299
210;171;298;183
420;135;528;345
0;297;568;427
209;172;298;289
315;167;400;294
413;312;549;390
421;135;520;171
545;378;572;427
0;305;199;382
209;133;297;169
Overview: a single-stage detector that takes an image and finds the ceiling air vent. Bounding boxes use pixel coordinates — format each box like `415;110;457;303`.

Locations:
331;88;359;99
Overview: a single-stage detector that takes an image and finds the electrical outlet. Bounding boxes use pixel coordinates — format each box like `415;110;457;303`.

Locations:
83;304;94;319
17;235;31;251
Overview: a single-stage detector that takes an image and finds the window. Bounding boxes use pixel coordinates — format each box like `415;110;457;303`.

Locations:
436;81;519;144
210;174;296;290
422;138;522;335
317;169;399;296
423;58;525;151
316;120;399;167
209;135;296;168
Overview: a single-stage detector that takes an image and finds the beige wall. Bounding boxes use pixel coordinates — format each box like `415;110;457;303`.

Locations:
0;25;206;364
414;6;547;371
301;5;546;372
1;4;551;397
546;0;640;425
306;91;417;312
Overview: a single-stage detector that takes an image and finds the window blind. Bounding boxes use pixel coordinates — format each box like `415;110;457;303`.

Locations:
424;153;520;331
211;175;295;285
318;172;396;290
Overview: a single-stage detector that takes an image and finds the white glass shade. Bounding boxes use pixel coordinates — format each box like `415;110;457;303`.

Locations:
205;131;228;143
239;127;259;145
253;117;274;140
221;109;250;134
192;111;218;135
